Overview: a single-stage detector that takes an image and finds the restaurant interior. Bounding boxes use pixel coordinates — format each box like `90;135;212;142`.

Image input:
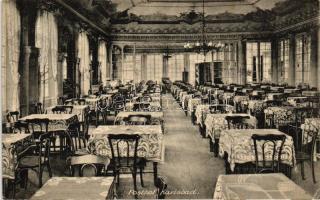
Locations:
1;0;320;199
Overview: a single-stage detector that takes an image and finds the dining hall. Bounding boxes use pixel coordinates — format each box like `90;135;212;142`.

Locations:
1;0;320;199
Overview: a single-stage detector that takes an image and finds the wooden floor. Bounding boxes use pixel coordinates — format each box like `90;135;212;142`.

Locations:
12;94;320;199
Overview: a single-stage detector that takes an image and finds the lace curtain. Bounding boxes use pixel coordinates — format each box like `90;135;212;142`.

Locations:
77;32;90;95
98;41;108;86
1;0;21;114
35;10;58;107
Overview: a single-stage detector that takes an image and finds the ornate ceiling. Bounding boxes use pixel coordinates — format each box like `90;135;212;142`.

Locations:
110;0;286;16
54;0;318;40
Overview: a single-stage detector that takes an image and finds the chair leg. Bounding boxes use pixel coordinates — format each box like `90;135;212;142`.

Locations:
95;112;99;127
39;166;43;188
11;179;16;199
24;170;29;190
153;162;158;186
132;171;138;199
78;137;82;149
214;139;219;157
209;139;213;152
140;167;144;187
47;162;53;178
300;161;305;180
311;160;317;183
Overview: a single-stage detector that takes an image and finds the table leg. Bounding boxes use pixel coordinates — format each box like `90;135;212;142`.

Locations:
153;162;158;186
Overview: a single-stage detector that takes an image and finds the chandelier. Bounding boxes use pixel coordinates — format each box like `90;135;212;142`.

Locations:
183;0;225;56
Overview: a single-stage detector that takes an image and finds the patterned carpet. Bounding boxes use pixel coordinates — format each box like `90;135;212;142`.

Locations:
8;94;320;199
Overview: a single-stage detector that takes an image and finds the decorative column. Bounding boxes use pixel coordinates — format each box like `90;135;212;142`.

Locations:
238;39;246;85
163;55;168;78
310;28;318;88
257;42;261;83
223;44;228;84
288;34;296;86
133;43;136;81
108;44;113;80
184;53;190;83
120;45;124;83
271;38;278;84
18;0;38;116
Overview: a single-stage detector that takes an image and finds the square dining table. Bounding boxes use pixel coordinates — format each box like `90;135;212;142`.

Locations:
30;177;115;200
2;134;32;179
213;173;311;200
204;113;256;141
87;125;164;184
219;129;295;173
19;114;78;132
45;105;90;122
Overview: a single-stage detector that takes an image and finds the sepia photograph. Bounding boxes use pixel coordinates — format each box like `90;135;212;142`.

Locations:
1;0;320;199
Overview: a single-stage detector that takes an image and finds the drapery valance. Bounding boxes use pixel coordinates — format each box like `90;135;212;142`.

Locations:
1;0;21;114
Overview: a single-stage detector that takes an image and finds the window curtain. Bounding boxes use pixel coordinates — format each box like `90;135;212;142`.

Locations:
77;32;90;95
35;10;58;107
98;41;108;86
1;0;21;114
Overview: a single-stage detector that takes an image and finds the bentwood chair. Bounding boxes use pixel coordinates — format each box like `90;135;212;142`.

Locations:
33;102;43;114
25;118;50;140
286;126;318;183
17;131;52;188
13;121;30;134
107;134;146;199
127;115;151;125
251;134;286;174
209;105;228;114
225;115;250;129
6;111;20;124
133;102;151;112
52;106;73;114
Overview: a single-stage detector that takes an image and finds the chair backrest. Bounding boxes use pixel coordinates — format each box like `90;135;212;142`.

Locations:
127;114;151;125
113;94;125;104
73;98;86;105
300;128;318;157
97;99;111;111
113;102;125;112
225;115;250;129
13;121;30;133
251;134;286;173
52;106;73;114
26;118;49;139
64;99;74;105
133;103;151;112
209;105;228;114
6;111;20;123
18;131;52;164
142;95;152;102
295;107;316;125
58;96;67;105
2;122;13;133
34;102;43;114
108;134;140;168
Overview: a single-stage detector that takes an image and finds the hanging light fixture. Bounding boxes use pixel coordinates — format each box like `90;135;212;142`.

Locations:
184;0;225;56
